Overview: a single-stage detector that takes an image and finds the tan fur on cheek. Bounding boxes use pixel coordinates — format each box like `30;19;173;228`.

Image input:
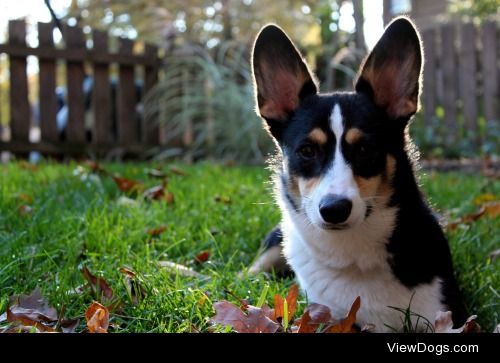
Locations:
376;155;397;199
354;175;382;199
345;128;363;144
308;128;327;144
298;176;320;197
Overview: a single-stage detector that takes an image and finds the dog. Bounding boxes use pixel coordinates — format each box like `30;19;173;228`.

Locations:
249;17;467;332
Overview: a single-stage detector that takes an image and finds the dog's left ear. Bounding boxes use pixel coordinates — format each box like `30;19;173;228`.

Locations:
252;24;318;138
355;17;423;120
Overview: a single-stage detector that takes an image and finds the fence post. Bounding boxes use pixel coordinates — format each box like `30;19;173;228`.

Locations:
422;28;436;129
481;21;498;123
38;22;58;143
64;25;86;144
440;23;458;147
144;43;159;146
8;20;30;143
92;29;113;147
459;23;478;147
117;38;137;145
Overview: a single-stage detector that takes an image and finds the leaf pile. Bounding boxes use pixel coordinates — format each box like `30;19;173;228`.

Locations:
211;284;360;333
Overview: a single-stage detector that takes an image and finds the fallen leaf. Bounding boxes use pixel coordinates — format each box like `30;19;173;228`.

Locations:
146;169;167;179
17;205;33;216
112;175;143;193
195;251;210;264
143;185;174;204
297;303;333;333
274;284;299;323
5;288;58;332
483;201;500;218
147;225;166;237
8;288;57;323
170;166;190;176
19;161;38;172
434;311;480;333
324;296;361;333
119;267;147;305
85;302;109;333
80;266;113;302
116;196;139;207
214;195;232;205
158;261;207;279
17;193;33;204
84;160;107;174
448;201;500;230
473;193;497;205
211;301;279;333
462;315;481;333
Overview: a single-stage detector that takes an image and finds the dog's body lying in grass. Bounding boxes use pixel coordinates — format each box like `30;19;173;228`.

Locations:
250;17;467;332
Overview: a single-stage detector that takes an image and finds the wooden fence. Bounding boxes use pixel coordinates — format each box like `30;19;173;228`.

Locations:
420;20;499;150
0;20;161;157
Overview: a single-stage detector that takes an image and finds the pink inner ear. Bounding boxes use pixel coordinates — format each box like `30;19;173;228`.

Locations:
259;68;303;120
363;55;419;118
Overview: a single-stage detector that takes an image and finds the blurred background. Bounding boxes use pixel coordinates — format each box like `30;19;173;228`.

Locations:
0;0;498;164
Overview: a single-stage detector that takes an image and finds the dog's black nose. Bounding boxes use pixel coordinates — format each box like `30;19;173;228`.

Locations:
319;195;352;225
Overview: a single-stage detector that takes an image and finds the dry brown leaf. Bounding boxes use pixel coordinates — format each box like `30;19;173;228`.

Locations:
194;251;210;264
119;267;147;305
85;302;109;333
146;169;167;179
434;311;480;333
111;175;143;193
274;284;299;323
483;201;500;218
84;160;107;174
214;195;232;205
170;166;190;176
80;266;113;302
17;205;33;216
448;200;500;230
297;303;333;333
211;301;279;333
147;225;166;237
473;193;497;205
324;296;361;333
17;193;33;204
143;185;174;204
3;288;70;333
158;261;206;279
19;161;38;172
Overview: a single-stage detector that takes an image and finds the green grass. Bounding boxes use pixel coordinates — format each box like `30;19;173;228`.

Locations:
0;161;498;332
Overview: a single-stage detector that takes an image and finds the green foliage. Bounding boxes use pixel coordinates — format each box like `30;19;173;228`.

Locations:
448;0;500;19
144;43;274;163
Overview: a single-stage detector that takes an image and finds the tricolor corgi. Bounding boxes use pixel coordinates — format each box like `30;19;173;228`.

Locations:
250;17;467;332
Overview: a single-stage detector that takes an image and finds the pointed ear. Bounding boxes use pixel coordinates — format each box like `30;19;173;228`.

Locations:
252;24;318;138
355;17;423;120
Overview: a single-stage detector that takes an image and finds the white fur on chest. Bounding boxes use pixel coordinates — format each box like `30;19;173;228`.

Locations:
280;203;445;332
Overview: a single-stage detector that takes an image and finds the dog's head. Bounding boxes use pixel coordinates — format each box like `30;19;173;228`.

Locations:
252;17;422;231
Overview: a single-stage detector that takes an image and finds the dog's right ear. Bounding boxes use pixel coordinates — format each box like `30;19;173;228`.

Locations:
252;24;318;139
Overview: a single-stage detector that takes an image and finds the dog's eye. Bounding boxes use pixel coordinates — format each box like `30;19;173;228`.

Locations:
297;145;316;160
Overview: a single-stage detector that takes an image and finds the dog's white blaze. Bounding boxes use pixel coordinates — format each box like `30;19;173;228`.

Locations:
306;104;364;227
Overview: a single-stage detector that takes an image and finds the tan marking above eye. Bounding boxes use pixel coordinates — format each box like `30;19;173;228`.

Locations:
345;128;363;144
308;128;327;144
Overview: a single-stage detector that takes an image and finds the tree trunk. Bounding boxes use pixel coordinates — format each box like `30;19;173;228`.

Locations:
352;0;366;52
